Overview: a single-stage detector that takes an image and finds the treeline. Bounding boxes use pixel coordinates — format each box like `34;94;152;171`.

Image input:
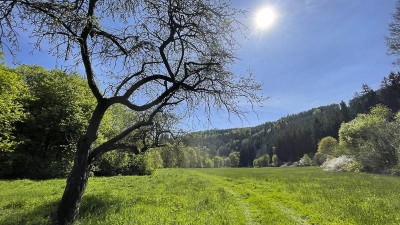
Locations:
0;62;241;179
2;61;399;178
293;103;400;175
0;63;160;179
91;143;240;177
183;72;400;167
1;64;96;178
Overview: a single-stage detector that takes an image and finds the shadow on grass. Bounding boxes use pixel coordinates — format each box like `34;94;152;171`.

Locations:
0;194;122;225
0;199;57;225
79;194;123;218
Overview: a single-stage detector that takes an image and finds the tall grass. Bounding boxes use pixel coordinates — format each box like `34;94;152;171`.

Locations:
0;167;399;224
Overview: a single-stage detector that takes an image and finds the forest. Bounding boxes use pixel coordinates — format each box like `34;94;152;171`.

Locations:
183;73;400;169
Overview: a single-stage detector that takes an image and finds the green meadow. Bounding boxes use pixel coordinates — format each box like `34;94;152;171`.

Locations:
1;167;400;225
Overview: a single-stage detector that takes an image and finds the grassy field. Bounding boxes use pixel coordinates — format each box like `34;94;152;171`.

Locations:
1;167;400;225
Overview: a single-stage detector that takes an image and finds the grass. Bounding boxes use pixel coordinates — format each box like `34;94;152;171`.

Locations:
0;167;399;224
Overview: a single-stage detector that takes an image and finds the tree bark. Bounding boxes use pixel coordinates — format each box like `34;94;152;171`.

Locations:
56;104;107;225
56;137;91;225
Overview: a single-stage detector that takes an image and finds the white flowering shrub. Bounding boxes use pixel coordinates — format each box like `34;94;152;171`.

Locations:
321;155;362;172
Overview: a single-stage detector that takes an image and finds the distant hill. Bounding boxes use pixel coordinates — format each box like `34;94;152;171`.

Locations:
183;72;400;166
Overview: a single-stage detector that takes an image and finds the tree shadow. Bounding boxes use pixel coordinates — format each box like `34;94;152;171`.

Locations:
0;199;57;225
0;194;122;225
79;194;123;218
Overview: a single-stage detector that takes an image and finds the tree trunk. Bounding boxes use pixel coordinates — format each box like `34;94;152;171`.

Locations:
56;138;91;225
56;103;107;224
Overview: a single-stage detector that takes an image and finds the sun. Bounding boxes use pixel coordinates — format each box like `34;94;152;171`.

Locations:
255;7;277;30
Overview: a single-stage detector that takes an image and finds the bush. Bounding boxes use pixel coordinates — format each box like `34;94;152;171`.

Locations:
229;152;240;167
338;105;400;173
223;157;231;167
94;151;132;176
128;150;163;175
253;154;269;167
321;155;360;172
271;154;279;167
297;154;313;166
317;136;338;156
213;156;223;168
203;158;214;168
389;164;400;176
93;149;163;176
313;152;327;166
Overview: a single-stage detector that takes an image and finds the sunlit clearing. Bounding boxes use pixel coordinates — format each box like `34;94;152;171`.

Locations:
255;7;277;30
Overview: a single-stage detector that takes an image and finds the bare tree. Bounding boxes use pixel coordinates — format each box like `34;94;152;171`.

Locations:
387;0;400;65
0;0;263;224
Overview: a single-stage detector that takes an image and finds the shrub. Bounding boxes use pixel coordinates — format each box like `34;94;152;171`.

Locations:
338;105;400;173
203;158;214;168
253;154;269;167
130;150;164;175
94;151;132;176
228;152;240;167
321;155;360;172
313;152;327;166
213;156;223;168
298;154;313;166
223;157;231;167
317;136;338;155
271;154;279;167
389;164;400;176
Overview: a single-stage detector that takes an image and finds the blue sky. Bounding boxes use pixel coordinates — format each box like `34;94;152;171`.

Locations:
197;0;397;130
3;0;398;131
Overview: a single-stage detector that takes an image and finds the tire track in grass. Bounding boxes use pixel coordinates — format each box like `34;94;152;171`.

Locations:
271;202;309;225
188;170;258;225
189;169;310;225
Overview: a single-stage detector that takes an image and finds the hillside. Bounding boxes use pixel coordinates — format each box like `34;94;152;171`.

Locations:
183;72;400;166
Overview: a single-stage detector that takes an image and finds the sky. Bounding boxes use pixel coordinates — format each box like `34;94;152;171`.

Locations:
3;0;398;131
199;0;398;130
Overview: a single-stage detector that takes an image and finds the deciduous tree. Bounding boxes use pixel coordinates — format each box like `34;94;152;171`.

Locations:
0;1;262;223
386;0;400;65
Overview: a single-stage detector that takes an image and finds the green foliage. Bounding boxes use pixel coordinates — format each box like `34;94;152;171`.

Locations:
7;66;96;178
158;143;218;168
339;101;350;122
182;73;400;166
212;156;223;168
379;72;400;111
271;154;279;167
131;151;162;175
96;104;138;147
222;157;231;167
0;65;98;178
0;65;30;153
94;149;163;176
145;150;164;171
339;105;400;173
317;136;338;156
297;154;313;166
203;158;214;168
228;152;240;167
94;151;133;176
184;104;344;165
253;154;269;167
312;152;327;166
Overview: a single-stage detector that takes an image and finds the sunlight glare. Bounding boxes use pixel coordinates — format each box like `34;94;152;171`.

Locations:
255;7;277;30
